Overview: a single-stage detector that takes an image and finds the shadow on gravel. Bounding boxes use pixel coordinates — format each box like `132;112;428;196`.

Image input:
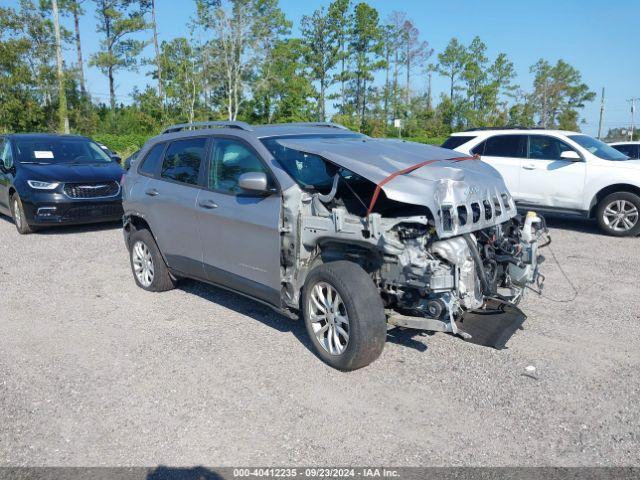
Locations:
35;220;122;235
0;213;122;235
179;278;431;355
147;466;223;480
539;213;601;235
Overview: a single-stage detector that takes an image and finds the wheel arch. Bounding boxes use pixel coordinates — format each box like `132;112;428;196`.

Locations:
589;184;640;217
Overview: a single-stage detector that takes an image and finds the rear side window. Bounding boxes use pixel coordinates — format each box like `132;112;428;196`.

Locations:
477;135;527;158
160;138;207;186
441;135;476;150
138;143;165;176
611;144;638;159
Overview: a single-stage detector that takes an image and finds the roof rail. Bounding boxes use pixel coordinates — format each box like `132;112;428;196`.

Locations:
463;126;545;132
161;121;253;134
276;122;350;130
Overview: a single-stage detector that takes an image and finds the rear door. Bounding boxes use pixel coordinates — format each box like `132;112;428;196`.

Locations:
142;137;209;278
473;134;527;197
518;134;586;210
196;136;282;306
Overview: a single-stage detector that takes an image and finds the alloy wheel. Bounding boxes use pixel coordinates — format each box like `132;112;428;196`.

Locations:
603;199;639;232
308;281;350;355
132;240;155;287
13;199;22;230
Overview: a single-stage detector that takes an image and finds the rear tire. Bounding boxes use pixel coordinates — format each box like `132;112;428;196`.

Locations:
596;192;640;237
10;193;35;235
129;228;175;292
302;261;386;371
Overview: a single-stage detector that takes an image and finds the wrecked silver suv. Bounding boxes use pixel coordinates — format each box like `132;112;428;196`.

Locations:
122;122;546;370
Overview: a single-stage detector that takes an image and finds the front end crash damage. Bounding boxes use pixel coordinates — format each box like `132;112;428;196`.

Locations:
276;138;546;348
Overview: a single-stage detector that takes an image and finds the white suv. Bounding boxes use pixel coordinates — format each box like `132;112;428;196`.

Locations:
442;129;640;236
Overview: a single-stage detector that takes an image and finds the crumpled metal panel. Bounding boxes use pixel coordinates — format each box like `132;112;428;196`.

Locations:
276;137;516;238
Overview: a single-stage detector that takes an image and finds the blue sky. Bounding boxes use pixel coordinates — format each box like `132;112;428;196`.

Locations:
7;0;640;135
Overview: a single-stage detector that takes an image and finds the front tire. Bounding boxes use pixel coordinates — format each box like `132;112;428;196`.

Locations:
129;228;175;292
596;192;640;237
10;193;34;235
302;261;387;371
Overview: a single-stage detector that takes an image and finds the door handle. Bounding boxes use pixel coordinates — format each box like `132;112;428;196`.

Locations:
198;199;218;209
145;188;159;196
522;163;536;170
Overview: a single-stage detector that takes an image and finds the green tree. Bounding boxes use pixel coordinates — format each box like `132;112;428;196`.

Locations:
349;2;384;130
250;38;316;123
437;37;467;101
156;38;201;123
0;6;44;131
90;0;148;110
194;0;289;121
300;5;340;121
529;59;595;130
462;36;488;116
328;0;351;113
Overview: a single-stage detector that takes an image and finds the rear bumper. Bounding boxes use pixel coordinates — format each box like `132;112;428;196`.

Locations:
22;193;123;226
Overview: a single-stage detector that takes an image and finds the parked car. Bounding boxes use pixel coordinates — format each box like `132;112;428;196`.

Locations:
609;141;640;160
122;122;546;370
123;149;140;171
0;133;125;234
97;142;122;164
442;128;640;236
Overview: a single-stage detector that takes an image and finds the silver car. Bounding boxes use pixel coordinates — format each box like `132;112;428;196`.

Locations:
122;122;546;370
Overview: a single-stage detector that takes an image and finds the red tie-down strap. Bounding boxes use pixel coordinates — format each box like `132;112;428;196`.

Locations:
366;154;480;215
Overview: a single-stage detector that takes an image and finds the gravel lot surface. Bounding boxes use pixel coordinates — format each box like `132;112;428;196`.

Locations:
0;214;638;467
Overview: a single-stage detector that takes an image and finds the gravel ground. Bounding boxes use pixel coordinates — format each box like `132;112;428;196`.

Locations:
0;214;638;467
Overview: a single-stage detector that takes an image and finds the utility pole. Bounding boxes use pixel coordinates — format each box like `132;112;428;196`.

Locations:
597;87;605;140
51;0;70;134
627;98;640;141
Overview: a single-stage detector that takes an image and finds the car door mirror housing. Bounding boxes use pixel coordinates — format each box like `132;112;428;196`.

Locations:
238;172;268;193
560;150;581;161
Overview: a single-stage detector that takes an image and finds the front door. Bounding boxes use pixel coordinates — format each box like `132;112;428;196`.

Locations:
518;135;587;210
196;137;282;306
475;134;527;197
0;139;13;214
143;137;208;277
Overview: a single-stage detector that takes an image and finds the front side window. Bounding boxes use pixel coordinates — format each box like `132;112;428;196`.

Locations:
160;138;206;185
528;135;577;160
13;138;112;164
208;139;269;193
0;140;13;169
478;135;527;158
139;143;165;176
568;135;629;161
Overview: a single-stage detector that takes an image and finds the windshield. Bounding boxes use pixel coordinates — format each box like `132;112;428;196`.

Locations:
261;133;364;190
568;135;629;161
13;138;114;164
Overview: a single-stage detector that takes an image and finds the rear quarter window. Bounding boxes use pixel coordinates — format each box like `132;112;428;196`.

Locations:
138;143;166;176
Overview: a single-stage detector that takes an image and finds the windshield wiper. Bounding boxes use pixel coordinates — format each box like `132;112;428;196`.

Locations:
19;161;52;165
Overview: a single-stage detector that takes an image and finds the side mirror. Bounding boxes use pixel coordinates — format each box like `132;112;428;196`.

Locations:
111;155;122;164
238;171;268;193
560;150;581;161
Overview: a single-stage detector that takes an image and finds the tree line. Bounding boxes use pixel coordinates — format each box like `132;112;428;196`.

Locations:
0;0;597;140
